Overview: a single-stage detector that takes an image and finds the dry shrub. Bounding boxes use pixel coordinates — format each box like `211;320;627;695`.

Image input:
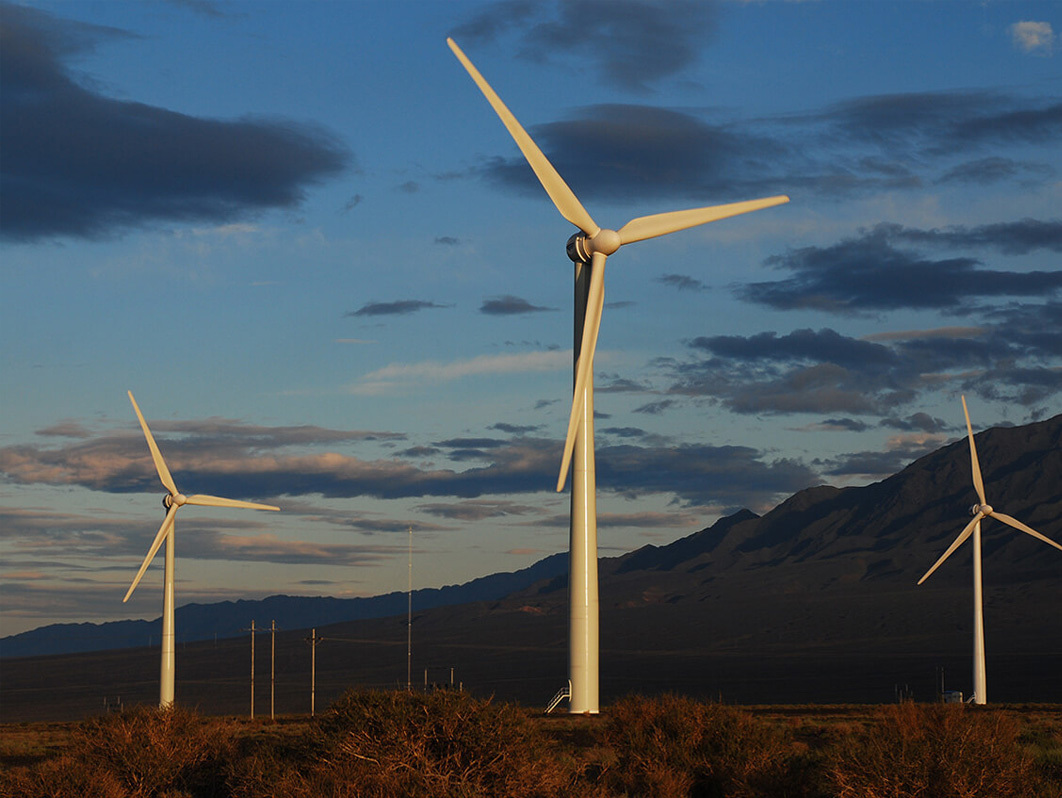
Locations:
598;693;811;798
828;702;1044;798
0;753;127;798
277;689;569;798
0;705;235;798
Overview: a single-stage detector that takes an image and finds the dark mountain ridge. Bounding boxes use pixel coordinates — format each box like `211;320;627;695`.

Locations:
1;552;567;659
2;414;1059;717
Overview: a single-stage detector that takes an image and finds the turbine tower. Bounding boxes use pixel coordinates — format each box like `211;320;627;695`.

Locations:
124;391;279;708
918;395;1062;704
448;39;789;713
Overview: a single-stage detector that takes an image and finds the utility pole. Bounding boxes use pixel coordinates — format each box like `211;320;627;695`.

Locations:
270;619;276;720
248;620;256;719
305;628;323;716
407;526;413;691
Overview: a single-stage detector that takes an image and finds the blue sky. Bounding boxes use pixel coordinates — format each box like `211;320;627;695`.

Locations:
1;0;1060;638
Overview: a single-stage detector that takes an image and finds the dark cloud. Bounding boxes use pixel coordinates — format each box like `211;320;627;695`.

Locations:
449;0;538;44
416;499;541;522
1;422;817;511
819;91;1062;152
691;329;896;370
742;225;1062;314
824;437;946;480
481;103;789;203
879;413;950;433
480;295;554;315
936;157;1049;186
36;421;93;438
435;236;460;245
633;399;676;415
599;426;650;439
817;418;871;432
657;274;707;292
491;422;541;434
868;219;1062;256
668;303;1062;416
471;84;1057;203
1;3;350;243
453;0;717;93
342;194;363;213
348;300;449;317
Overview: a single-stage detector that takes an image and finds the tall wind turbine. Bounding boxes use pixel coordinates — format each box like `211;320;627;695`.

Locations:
124;391;279;708
918;395;1062;704
448;39;789;713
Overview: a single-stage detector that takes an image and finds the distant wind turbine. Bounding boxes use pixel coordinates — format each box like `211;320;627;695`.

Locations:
918;395;1062;704
124;391;279;708
448;38;789;713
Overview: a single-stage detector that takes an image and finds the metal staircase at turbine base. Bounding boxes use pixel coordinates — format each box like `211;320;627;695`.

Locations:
545;681;571;714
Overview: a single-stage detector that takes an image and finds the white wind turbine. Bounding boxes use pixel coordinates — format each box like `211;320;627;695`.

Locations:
124;391;279;708
448;39;789;713
918;395;1062;705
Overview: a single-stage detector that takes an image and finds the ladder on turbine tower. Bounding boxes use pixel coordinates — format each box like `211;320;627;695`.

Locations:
544;681;571;714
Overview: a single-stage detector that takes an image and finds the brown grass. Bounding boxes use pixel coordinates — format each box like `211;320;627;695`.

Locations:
2;695;1061;798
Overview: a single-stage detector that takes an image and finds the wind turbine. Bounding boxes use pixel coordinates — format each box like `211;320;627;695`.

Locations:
917;395;1062;704
124;391;279;708
448;39;789;713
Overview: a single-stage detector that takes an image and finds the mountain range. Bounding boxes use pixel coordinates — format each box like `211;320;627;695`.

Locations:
2;413;1059;720
0;553;567;659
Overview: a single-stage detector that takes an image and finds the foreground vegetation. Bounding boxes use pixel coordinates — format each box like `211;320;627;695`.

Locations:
3;691;1061;797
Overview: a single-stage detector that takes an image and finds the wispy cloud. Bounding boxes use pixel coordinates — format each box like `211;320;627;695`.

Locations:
1009;20;1055;55
452;0;717;93
480;295;555;315
350;350;569;395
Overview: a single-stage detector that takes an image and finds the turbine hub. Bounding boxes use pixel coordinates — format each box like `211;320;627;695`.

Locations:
970;503;991;517
589;228;621;256
164;493;187;509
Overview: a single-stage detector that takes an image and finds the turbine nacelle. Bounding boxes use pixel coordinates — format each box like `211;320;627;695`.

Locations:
566;229;622;263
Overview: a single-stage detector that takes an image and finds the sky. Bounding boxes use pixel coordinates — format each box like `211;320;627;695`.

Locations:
1;0;1060;639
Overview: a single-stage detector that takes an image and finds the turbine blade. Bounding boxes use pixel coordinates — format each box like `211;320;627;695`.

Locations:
990;511;1062;553
617;196;789;245
123;503;178;603
128;391;179;497
962;395;986;506
557;252;607;492
447;38;600;237
917;515;979;585
185;494;280;512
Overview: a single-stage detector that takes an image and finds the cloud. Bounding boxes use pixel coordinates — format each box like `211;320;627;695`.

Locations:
1;418;818;511
667;303;1062;415
1009;21;1055;55
348;300;450;317
0;3;350;243
657;274;707;292
452;0;717;92
879;413;950;434
472;89;1059;203
416;499;542;521
824;433;948;480
741;224;1062;314
351;350;569;394
435;236;460;245
36;421;93;438
480;295;554;315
